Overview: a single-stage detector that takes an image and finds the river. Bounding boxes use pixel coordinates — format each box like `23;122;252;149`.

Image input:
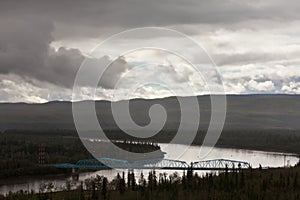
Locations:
0;144;299;195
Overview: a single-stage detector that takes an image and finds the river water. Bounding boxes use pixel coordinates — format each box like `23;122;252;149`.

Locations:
0;144;299;195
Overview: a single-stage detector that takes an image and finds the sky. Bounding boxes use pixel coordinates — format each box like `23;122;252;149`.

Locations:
0;0;300;103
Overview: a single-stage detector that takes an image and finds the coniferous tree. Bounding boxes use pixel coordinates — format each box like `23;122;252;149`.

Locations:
127;171;131;188
102;177;108;200
294;172;298;190
131;171;136;190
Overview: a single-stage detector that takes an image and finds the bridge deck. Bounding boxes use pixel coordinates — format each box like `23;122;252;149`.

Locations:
54;158;251;171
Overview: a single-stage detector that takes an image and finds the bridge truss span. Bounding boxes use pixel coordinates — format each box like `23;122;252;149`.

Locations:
54;158;251;171
192;159;251;170
131;158;189;170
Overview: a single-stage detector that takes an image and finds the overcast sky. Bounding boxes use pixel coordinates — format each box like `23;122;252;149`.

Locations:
0;0;300;102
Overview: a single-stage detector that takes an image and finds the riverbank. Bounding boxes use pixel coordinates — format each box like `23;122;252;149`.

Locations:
1;143;299;195
1;130;300;181
86;129;300;155
0;173;69;186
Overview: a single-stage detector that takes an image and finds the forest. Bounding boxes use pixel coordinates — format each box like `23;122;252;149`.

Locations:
3;128;300;154
0;132;162;179
1;162;300;200
0;130;299;199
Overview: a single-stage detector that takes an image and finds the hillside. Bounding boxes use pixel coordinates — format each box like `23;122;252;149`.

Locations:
1;95;299;132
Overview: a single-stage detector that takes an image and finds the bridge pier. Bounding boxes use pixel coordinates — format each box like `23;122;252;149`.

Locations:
71;168;79;181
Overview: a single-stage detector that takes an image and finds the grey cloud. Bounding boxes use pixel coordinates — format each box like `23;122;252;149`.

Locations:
0;0;300;102
213;49;300;67
0;17;84;88
44;47;84;87
81;56;132;89
0;17;134;89
214;52;286;66
1;0;299;40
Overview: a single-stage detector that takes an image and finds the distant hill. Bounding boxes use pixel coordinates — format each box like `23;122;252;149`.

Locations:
1;94;300;132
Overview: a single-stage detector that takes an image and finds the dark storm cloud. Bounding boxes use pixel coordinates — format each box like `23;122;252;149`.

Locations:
0;17;85;88
1;0;299;39
0;16;130;89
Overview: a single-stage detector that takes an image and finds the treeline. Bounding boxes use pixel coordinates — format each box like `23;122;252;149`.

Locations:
0;133;92;178
1;164;300;200
84;129;300;154
0;133;164;179
110;129;300;154
1;129;77;137
215;129;300;154
2;128;300;154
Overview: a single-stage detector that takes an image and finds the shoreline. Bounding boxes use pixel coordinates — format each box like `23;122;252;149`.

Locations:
0;144;298;184
0;173;70;186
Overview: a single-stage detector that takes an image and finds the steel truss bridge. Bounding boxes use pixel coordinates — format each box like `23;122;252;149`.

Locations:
54;158;251;171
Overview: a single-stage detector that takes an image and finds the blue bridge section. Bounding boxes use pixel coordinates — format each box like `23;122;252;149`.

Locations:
54;158;251;171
